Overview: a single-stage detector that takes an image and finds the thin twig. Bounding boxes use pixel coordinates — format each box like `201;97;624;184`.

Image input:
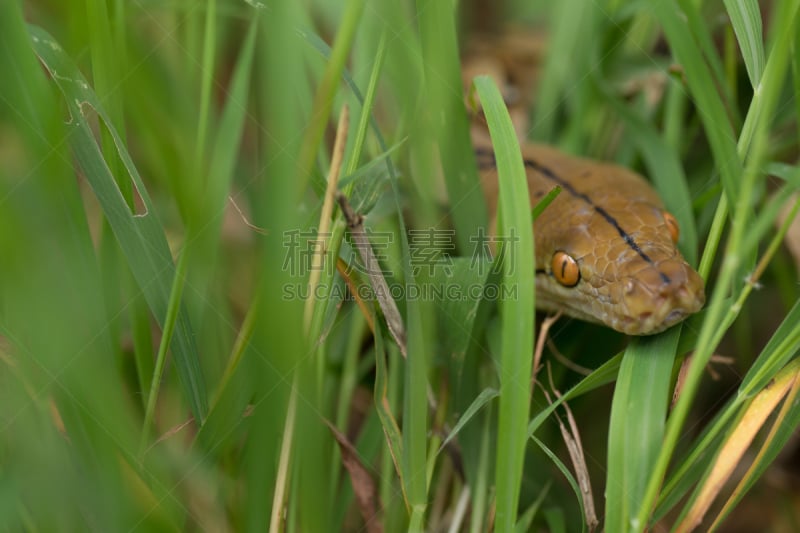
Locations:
543;374;598;531
553;387;598;532
547;337;593;376
532;311;562;391
227;195;268;235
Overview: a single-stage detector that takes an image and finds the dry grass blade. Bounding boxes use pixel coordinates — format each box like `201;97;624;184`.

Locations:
269;386;298;533
711;365;800;530
532;311;561;391
227;196;268;235
336;193;407;357
305;105;350;330
675;359;800;533
545;380;598;531
672;355;692;410
324;419;383;533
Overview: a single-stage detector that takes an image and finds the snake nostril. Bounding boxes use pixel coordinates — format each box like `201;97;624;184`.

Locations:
625;280;636;295
671;286;696;308
665;309;686;324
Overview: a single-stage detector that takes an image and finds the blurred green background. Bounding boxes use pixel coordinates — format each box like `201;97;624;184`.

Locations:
1;0;799;531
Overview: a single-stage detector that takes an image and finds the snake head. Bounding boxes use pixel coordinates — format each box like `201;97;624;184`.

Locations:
531;163;706;335
536;221;706;334
479;142;706;335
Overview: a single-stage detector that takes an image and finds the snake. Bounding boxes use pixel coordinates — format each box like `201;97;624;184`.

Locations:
477;142;706;335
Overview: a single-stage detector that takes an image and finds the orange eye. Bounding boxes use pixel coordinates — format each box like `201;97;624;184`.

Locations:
663;211;680;244
551;251;580;287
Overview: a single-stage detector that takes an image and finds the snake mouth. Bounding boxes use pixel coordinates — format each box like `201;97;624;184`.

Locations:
627;308;688;335
621;293;703;335
613;259;706;335
664;308;689;325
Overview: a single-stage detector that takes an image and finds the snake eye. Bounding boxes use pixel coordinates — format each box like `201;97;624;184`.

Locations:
551;251;580;287
663;211;680;244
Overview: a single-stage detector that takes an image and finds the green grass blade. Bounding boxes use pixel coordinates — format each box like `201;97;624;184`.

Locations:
653;0;743;204
436;388;499;456
531;186;561;221
605;328;679;532
188;16;257;265
677;0;735;109
374;317;407;506
723;0;765;88
738;297;800;397
29;25;209;421
194;0;216;163
474;75;535;532
714;369;800;523
294;0;365;199
601;89;699;265
532;0;593;142
245;3;307;527
637;3;799;527
85;0;130;204
528;354;623;437
530;436;587;533
417;0;488;251
139;244;189;456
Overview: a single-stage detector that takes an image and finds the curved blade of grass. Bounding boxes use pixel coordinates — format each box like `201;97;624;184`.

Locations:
527;353;623;437
417;0;488;250
294;0;365;200
605;328;679;532
531;0;593;141
675;358;800;531
601;87;698;264
739;296;800;398
638;4;799;525
653;0;743;204
185;19;258;411
200;18;257;225
29;25;208;420
652;409;732;521
307;16;430;520
712;363;800;528
436;388;499;456
515;482;552;533
373;317;407;508
655;223;800;515
530;436;587;533
473;75;535;532
433;257;494;364
675;0;734;123
139;244;189;456
723;0;765;88
531;186;561;221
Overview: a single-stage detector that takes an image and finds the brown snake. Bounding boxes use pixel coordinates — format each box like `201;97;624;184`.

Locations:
478;142;706;335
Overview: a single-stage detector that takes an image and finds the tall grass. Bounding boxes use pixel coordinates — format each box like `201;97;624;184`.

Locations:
0;0;798;531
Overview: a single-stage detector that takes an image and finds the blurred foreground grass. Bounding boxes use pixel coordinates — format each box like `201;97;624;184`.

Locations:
0;1;799;531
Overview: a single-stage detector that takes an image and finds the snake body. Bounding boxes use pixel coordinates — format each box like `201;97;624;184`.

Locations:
478;143;705;335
